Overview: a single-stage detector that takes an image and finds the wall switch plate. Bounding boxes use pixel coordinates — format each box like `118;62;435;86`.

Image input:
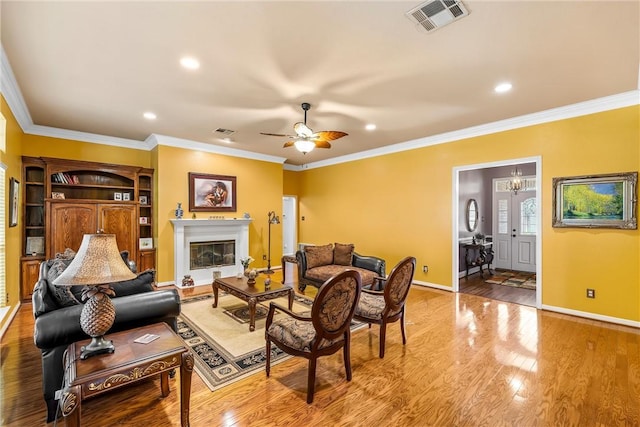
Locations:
262;255;267;260
586;288;595;298
422;265;428;273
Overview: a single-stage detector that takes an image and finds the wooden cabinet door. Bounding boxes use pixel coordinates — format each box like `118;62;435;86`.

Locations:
21;259;42;301
98;204;137;259
138;249;156;274
48;203;98;257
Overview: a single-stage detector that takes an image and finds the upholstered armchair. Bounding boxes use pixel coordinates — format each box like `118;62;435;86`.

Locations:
354;256;416;358
265;270;362;403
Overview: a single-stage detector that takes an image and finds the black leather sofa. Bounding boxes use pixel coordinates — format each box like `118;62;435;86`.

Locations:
32;258;181;422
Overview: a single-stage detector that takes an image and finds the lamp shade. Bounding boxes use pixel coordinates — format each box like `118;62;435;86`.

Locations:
53;234;136;286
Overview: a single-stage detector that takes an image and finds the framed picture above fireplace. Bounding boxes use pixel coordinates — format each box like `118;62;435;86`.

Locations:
189;172;237;212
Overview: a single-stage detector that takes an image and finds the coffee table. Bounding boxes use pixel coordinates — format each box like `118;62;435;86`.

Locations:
212;274;294;332
60;322;193;426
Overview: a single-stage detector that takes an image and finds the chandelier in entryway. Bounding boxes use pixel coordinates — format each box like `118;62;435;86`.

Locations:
508;167;523;195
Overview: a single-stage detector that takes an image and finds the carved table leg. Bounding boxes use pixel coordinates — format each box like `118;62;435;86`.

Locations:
212;283;219;308
62;385;81;427
180;351;194;427
248;297;257;332
288;288;294;310
160;371;170;397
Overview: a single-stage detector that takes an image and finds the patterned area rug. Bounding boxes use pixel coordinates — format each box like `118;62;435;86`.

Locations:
485;270;536;290
177;292;365;392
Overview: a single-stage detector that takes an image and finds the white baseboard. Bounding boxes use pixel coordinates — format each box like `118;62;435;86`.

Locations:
410;282;639;328
541;304;640;328
412;280;453;292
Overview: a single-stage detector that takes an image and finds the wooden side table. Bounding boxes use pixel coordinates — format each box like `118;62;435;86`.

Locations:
60;323;193;426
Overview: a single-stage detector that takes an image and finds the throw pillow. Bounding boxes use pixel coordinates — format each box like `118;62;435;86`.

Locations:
305;244;334;269
46;258;79;307
69;269;155;302
334;243;354;266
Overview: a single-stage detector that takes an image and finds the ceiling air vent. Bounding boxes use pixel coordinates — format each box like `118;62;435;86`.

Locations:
213;128;236;136
405;0;469;33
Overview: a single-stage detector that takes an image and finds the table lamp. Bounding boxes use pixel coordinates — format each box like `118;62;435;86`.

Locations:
53;233;136;359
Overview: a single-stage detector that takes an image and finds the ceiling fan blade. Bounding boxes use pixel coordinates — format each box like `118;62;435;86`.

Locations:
315;141;332;149
293;122;313;137
261;132;297;138
282;140;296;148
311;131;348;143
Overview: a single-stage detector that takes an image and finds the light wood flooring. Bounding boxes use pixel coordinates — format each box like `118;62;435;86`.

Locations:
2;268;639;426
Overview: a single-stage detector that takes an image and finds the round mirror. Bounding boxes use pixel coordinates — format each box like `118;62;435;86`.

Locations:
466;199;478;232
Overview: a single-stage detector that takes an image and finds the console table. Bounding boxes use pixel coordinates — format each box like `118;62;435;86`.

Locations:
464;242;494;278
60;323;193;426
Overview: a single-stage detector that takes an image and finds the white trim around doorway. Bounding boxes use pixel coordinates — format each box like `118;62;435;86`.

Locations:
451;156;542;309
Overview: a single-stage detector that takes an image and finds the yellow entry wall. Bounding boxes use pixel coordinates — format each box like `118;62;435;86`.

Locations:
292;106;640;322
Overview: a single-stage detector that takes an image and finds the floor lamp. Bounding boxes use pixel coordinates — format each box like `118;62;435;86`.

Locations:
266;211;280;274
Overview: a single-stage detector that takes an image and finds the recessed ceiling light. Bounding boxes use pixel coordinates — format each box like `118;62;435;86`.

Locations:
365;123;377;131
494;82;513;93
180;56;200;70
143;112;157;120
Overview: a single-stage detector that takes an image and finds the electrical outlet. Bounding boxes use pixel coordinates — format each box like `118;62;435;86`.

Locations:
422;265;428;273
586;288;595;298
262;254;267;261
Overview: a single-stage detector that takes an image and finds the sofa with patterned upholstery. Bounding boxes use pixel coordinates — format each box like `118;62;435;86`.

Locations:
295;243;386;292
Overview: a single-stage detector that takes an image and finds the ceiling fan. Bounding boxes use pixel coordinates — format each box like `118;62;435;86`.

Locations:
260;102;348;154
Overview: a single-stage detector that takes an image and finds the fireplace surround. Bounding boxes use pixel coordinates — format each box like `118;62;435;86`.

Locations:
170;218;251;287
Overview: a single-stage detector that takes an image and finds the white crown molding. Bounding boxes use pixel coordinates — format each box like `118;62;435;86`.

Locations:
292;90;640;171
150;134;287;164
2;42;638;171
0;45;33;131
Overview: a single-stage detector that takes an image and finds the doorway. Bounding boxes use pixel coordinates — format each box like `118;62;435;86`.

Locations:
453;157;542;308
281;196;297;256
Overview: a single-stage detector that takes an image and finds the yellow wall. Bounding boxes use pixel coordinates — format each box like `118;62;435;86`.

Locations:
154;145;283;283
1;97;23;328
3;91;639;324
20;134;151;167
295;106;640;322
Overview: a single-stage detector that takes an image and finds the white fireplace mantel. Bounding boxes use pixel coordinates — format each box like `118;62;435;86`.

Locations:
170;218;251;287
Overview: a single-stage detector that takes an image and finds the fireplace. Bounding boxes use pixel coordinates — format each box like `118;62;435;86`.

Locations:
170;218;251;287
189;240;235;270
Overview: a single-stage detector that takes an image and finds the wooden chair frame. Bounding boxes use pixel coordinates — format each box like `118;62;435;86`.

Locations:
265;270;362;403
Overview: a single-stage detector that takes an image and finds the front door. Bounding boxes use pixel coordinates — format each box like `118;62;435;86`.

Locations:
493;177;536;272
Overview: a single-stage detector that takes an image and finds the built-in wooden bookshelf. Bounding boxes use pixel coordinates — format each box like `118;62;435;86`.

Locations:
20;157;155;300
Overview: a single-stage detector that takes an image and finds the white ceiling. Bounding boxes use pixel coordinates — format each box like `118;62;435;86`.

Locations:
1;1;639;166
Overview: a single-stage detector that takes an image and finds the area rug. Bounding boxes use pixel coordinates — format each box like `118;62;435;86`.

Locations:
176;292;365;392
485;270;536;290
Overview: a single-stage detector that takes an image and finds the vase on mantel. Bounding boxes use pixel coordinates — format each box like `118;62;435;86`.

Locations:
175;202;184;219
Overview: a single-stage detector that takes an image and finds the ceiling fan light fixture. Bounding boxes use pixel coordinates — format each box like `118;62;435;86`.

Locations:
294;139;316;154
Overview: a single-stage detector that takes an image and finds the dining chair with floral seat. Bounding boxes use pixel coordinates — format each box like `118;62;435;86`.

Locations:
265;269;362;403
354;256;416;358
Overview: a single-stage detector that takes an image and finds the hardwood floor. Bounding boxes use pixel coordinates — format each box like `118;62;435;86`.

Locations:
2;269;639;426
459;270;536;307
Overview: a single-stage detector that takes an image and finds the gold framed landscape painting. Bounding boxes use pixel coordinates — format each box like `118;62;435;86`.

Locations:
552;172;637;229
